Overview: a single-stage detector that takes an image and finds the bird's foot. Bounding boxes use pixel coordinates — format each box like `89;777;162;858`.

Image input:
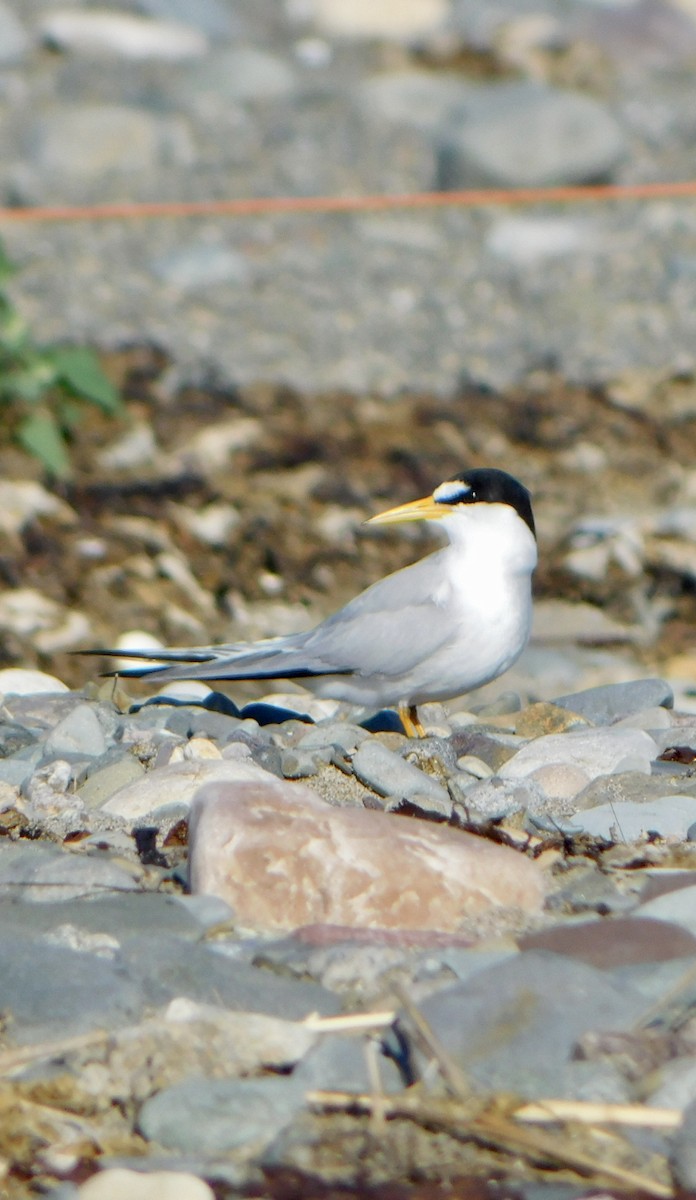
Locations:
398;704;426;738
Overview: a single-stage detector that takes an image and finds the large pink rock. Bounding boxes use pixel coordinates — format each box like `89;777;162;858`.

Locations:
188;778;545;932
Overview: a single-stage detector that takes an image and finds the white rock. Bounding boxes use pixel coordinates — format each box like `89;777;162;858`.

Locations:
41;11;209;60
78;1167;214;1200
171;418;261;471
102;758;279;819
97;424;158;470
499;728;656;796
0;668;68;697
0;481;76;539
0;589;63;637
309;0;449;39
170;502;240;548
486;217;592;267
33;610;93;654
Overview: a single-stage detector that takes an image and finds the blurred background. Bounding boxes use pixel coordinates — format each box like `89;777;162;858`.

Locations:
1;0;696;708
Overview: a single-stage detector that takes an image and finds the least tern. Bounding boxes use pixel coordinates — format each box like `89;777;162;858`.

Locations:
89;468;536;737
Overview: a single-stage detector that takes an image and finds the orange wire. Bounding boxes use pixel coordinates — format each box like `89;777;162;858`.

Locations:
1;180;696;224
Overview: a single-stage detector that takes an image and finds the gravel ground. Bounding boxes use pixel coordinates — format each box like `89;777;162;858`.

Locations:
2;1;696;1197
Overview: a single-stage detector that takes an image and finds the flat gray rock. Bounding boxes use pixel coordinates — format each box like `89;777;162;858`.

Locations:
351;739;450;806
418;950;645;1098
0;840;138;902
138;1075;306;1153
571;794;696;841
439;82;626;189
42;702;108;759
554;679;674;724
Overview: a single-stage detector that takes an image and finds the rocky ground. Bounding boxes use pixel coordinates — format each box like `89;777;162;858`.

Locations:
3;1;696;1198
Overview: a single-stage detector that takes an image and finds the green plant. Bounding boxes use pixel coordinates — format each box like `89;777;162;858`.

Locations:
0;241;123;478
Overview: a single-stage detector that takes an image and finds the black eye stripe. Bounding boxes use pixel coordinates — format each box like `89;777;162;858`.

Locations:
434;469;536;538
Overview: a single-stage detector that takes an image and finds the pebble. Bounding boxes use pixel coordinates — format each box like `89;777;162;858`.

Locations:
498;727;657;798
101;756;278;819
439;82;626;189
77;1170;214;1200
0;1;27;64
671;1095;696;1189
418;950;645;1099
188;777;545;931
180;48;297;106
138;1075;305;1154
351;739;451;807
571;795;696;841
42;703;108;759
40;11;209;60
0;667;69;696
554;678;674;724
29;105;189;183
308;0;449;40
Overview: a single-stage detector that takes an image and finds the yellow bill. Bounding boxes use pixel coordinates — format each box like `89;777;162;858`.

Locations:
365;495;448;526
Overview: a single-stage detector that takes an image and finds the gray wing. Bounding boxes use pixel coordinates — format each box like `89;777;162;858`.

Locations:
89;550;456;683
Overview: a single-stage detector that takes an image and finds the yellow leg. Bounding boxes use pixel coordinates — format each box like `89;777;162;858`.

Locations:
398;704;426;738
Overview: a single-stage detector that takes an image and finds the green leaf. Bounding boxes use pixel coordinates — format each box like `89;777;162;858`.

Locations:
16;410;71;478
0;243;17;286
0;360;59;404
50;347;122;413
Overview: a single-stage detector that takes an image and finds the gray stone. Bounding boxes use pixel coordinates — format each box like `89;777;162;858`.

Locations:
179;48;297;108
418;950;645;1098
2;691;87;730
356;70;475;133
570;795;696;841
637;884;696;934
151;244;251;292
78;755;146;808
0;931;142;1041
0;840;138;902
280;747;332;779
121;935;338;1019
573;770;696;812
39;11;208;59
647;1055;696;1112
670;1094;696;1188
0;2;28;64
138;1076;306;1153
439;82;626;190
29;106;189;180
0;722;36;757
455;775;549;821
42;703;108;759
554;679;674;725
351;739;450;807
164;707;242;740
297;721;370;753
0;745;42;788
293;1033;403;1093
139;0;238;38
448;725;526;771
0;892;205;944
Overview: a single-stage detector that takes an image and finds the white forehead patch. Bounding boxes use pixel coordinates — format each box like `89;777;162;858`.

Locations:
433;480;472;505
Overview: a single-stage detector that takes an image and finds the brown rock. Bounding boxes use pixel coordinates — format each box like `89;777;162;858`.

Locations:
188;778;545;932
513;701;589;738
519;916;696;968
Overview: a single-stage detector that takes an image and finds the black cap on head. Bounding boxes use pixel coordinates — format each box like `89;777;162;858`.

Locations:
433;468;535;537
